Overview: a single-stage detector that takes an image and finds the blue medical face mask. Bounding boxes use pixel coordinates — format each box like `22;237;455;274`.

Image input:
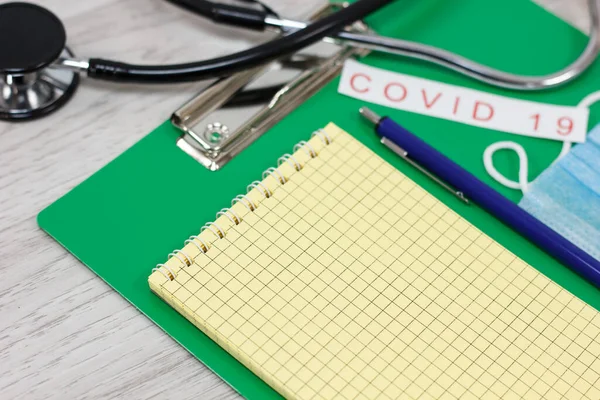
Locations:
518;125;600;261
483;93;600;262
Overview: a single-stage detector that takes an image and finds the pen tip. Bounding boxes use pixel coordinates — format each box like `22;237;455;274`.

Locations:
359;107;381;125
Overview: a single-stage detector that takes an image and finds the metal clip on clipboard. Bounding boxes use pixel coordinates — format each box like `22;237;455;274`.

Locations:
171;4;370;171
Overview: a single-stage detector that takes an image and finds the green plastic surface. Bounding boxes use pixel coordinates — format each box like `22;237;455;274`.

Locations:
39;1;600;398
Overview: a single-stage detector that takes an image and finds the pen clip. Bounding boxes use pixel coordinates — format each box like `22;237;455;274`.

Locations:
381;137;470;205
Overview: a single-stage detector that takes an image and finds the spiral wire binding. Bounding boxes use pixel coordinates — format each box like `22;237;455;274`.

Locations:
263;167;287;184
312;129;332;145
169;250;192;266
153;132;333;280
278;154;302;171
293;141;317;158
185;235;209;253
153;263;176;280
201;222;226;239
232;194;255;211
217;208;241;225
247;180;272;198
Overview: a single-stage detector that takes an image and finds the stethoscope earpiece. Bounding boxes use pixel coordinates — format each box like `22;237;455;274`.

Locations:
0;2;79;121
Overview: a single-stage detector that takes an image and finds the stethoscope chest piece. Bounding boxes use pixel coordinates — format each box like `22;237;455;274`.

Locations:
0;2;79;121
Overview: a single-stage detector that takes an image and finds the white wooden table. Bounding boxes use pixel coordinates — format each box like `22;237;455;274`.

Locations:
0;1;590;398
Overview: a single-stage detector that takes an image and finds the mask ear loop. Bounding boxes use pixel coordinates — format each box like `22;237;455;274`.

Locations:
483;142;532;193
482;90;600;195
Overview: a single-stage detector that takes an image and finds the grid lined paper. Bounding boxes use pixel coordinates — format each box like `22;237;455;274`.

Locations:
149;124;600;400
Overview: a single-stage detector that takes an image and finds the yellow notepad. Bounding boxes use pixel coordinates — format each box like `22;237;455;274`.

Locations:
149;124;600;400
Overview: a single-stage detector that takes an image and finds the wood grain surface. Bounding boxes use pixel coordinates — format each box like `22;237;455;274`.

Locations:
0;1;590;399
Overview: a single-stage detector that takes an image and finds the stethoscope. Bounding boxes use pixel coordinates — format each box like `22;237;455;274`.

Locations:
2;0;600;122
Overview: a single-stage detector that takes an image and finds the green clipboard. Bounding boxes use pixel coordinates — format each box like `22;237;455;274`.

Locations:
38;1;600;398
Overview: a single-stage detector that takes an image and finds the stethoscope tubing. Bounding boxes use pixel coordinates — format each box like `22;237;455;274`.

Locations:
273;0;600;91
57;0;600;91
333;0;600;91
85;0;394;83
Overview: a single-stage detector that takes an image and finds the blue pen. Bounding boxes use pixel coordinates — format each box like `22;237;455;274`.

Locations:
359;107;600;289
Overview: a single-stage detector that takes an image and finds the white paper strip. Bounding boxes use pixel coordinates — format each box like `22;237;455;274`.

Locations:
338;60;588;143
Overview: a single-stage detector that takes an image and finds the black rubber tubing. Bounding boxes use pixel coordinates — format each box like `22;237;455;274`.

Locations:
87;0;394;83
